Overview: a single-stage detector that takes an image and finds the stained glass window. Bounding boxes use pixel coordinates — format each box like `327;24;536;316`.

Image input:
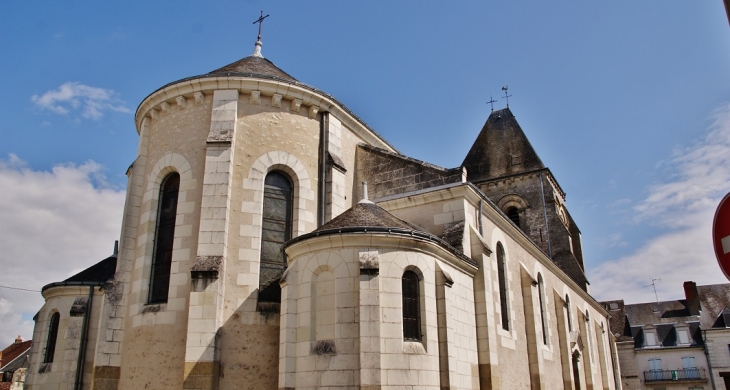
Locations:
402;271;421;341
149;173;179;303
258;171;292;303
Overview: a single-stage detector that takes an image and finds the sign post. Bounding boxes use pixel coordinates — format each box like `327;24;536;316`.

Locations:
713;192;730;281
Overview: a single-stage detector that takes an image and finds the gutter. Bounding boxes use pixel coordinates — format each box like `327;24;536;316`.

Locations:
284;226;477;267
41;281;106;293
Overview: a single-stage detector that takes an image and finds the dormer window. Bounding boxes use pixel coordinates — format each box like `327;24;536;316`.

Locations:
644;331;657;347
677;329;690;344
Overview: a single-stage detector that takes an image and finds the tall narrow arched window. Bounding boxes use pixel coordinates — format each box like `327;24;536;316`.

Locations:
402;271;421;341
149;172;180;303
44;312;60;363
506;207;520;228
538;273;547;344
258;171;293;303
566;295;573;331
497;243;510;331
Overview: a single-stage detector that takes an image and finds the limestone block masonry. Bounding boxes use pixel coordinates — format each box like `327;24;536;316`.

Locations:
23;49;619;390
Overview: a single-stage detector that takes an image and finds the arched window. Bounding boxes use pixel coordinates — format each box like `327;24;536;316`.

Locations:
566;294;573;331
497;243;510;330
258;171;293;303
149;172;180;303
506;207;520;228
44;312;60;363
402;271;421;341
538;273;547;344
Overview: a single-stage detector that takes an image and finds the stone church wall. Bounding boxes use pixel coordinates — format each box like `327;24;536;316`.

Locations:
117;92;211;390
26;286;104;390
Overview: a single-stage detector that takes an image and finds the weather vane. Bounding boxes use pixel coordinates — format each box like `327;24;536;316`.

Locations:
253;11;269;41
501;86;512;107
487;96;497;111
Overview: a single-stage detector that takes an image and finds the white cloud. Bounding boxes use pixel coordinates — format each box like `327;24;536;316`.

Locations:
0;155;125;345
589;103;730;303
31;82;131;120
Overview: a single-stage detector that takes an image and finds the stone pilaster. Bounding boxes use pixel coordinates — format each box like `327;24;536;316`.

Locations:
183;90;238;390
469;228;500;390
359;249;381;390
520;266;545;390
92;116;151;390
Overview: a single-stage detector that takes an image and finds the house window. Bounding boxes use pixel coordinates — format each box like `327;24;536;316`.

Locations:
402;270;421;341
538;273;547;344
148;172;180;303
258;171;293;303
496;243;509;331
683;356;696;369
645;331;657;347
43;312;60;363
649;358;662;371
506;207;520;228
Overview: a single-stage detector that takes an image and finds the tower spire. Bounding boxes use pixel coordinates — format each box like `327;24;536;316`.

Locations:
252;11;269;58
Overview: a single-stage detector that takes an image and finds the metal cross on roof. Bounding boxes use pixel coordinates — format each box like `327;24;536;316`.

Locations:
253;11;270;41
487;96;497;112
501;86;512;107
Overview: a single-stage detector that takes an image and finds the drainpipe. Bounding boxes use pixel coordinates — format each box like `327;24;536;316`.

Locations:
74;286;94;390
317;112;329;227
703;329;718;390
539;171;553;258
478;200;483;236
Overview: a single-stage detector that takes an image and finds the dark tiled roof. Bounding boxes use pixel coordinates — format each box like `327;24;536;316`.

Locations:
441;221;465;252
656;324;676;346
287;202;477;267
697;284;730;328
42;255;117;292
462;107;546;182
64;256;117;283
314;202;421;232
208;56;297;82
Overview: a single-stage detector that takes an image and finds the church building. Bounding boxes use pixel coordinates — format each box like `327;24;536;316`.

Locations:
24;30;620;390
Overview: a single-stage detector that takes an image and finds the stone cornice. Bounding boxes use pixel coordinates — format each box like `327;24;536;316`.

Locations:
135;76;398;154
285;232;478;276
42;285;99;300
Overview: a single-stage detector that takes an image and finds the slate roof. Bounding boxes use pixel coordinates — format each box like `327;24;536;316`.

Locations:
314;202;420;232
208;55;298;82
603;282;730;349
42;255;117;292
697;284;730;328
462;107;546;183
286;202;477;267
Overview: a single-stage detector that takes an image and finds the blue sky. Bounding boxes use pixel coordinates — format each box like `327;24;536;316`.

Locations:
1;1;729;344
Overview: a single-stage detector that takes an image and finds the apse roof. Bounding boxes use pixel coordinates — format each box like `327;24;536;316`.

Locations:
208;55;298;82
286;201;477;267
42;254;117;292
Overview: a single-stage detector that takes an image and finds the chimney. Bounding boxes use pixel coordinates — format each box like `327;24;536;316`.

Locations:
683;281;701;316
15;335;22;344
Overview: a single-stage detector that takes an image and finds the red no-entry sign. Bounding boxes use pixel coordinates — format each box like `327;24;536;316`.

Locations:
713;192;730;281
